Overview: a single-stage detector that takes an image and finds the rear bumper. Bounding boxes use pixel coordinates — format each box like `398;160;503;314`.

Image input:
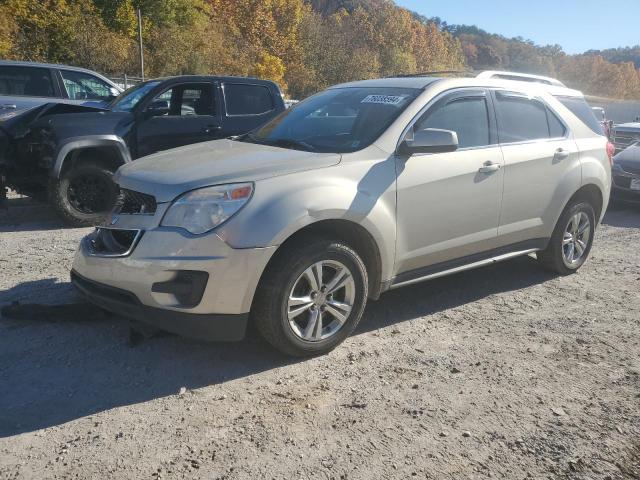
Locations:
71;270;248;341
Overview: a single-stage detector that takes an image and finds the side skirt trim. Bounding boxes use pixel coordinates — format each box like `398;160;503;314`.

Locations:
389;238;547;290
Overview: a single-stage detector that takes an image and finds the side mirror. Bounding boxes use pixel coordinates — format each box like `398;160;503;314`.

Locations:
399;128;459;155
146;99;170;117
108;87;120;99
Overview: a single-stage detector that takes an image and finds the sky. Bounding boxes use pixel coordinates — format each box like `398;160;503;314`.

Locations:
396;0;639;54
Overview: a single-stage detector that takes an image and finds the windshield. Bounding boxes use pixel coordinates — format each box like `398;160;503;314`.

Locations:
238;87;420;153
110;81;161;112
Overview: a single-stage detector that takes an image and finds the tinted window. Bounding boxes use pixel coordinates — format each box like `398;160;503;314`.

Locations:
0;66;55;97
224;83;273;115
238;87;420;153
181;86;214;115
415;96;491;148
547;108;566;138
555;95;605;135
495;93;551;143
147;84;214;116
60;70;112;100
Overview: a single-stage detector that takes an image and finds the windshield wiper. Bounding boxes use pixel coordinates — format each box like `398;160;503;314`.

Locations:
233;132;260;143
233;134;316;152
269;138;316;152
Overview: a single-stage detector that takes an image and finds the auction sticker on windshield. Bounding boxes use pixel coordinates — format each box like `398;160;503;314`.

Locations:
361;95;407;105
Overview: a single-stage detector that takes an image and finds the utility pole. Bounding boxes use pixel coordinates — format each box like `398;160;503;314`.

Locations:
137;8;144;80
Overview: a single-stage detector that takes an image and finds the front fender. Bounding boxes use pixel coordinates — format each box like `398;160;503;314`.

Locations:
52;135;131;178
217;158;398;283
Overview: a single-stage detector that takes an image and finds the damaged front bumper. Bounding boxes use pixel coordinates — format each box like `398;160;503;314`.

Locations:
71;210;277;341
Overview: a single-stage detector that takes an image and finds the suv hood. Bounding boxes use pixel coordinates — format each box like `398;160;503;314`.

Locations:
614;143;640;164
116;139;341;202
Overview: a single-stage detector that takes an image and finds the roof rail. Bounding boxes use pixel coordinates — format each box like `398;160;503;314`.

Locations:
476;70;566;87
393;70;475;78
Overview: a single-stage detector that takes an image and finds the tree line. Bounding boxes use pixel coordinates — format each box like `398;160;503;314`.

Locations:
1;0;639;100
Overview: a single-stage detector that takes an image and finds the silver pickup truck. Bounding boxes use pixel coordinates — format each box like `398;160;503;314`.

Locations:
0;60;121;112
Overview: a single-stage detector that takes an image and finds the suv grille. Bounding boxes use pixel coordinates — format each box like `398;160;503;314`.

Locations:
114;189;157;215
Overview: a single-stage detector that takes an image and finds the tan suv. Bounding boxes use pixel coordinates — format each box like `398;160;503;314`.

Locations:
71;72;612;356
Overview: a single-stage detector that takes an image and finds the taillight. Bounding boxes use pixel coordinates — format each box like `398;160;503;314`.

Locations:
606;141;615;166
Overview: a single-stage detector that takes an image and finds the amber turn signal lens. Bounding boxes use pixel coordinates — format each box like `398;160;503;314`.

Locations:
230;186;252;199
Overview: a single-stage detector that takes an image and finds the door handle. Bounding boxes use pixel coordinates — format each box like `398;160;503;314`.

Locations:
203;125;222;134
553;148;570;161
478;161;501;173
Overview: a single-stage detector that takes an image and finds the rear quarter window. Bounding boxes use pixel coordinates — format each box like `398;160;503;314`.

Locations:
554;95;604;135
223;83;274;116
0;66;56;97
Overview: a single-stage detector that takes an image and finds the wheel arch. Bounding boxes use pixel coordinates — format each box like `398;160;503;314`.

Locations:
259;219;385;300
53;136;131;178
567;183;604;224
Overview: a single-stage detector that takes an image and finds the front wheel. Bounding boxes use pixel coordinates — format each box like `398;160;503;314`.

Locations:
252;239;369;357
50;161;119;227
537;201;596;275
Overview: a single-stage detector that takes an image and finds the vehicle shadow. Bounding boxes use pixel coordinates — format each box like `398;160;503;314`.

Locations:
602;202;640;228
0;277;79;307
0;254;554;438
0;196;70;232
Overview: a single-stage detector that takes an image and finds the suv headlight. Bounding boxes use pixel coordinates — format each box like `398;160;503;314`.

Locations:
161;183;253;234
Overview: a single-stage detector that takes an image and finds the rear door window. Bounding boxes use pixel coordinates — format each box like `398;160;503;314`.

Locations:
223;83;274;115
415;95;491;149
494;92;565;143
554;95;604;135
0;66;56;97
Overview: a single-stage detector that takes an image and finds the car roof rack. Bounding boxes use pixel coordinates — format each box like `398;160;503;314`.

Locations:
476;70;566;87
392;70;476;78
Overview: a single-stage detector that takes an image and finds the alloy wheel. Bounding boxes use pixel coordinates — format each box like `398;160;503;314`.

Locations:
562;211;591;266
287;260;356;342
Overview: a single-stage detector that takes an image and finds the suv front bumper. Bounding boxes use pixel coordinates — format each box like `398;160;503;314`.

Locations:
71;227;277;341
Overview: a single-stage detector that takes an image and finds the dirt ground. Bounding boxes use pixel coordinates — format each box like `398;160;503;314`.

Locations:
0;195;639;480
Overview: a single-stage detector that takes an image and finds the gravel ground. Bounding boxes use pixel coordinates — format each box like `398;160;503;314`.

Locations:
0;196;639;480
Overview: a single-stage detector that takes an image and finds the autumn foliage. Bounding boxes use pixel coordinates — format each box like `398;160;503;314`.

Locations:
1;0;639;100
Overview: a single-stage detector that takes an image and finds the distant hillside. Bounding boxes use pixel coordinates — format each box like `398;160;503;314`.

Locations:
2;0;639;99
309;1;640;99
585;46;640;69
427;18;640;100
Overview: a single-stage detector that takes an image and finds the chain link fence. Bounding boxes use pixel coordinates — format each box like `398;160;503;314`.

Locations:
106;74;144;90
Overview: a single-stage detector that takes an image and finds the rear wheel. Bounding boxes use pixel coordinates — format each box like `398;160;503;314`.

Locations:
252;239;368;357
537;200;595;275
50;161;119;227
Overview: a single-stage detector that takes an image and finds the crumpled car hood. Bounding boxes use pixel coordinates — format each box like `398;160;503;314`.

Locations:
115;139;341;202
0;102;108;138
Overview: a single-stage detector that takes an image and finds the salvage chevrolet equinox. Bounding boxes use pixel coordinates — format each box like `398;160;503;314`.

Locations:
71;72;612;356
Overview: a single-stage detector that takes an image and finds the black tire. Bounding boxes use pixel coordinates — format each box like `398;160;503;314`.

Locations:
252;239;369;357
49;161;119;227
537;200;596;275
